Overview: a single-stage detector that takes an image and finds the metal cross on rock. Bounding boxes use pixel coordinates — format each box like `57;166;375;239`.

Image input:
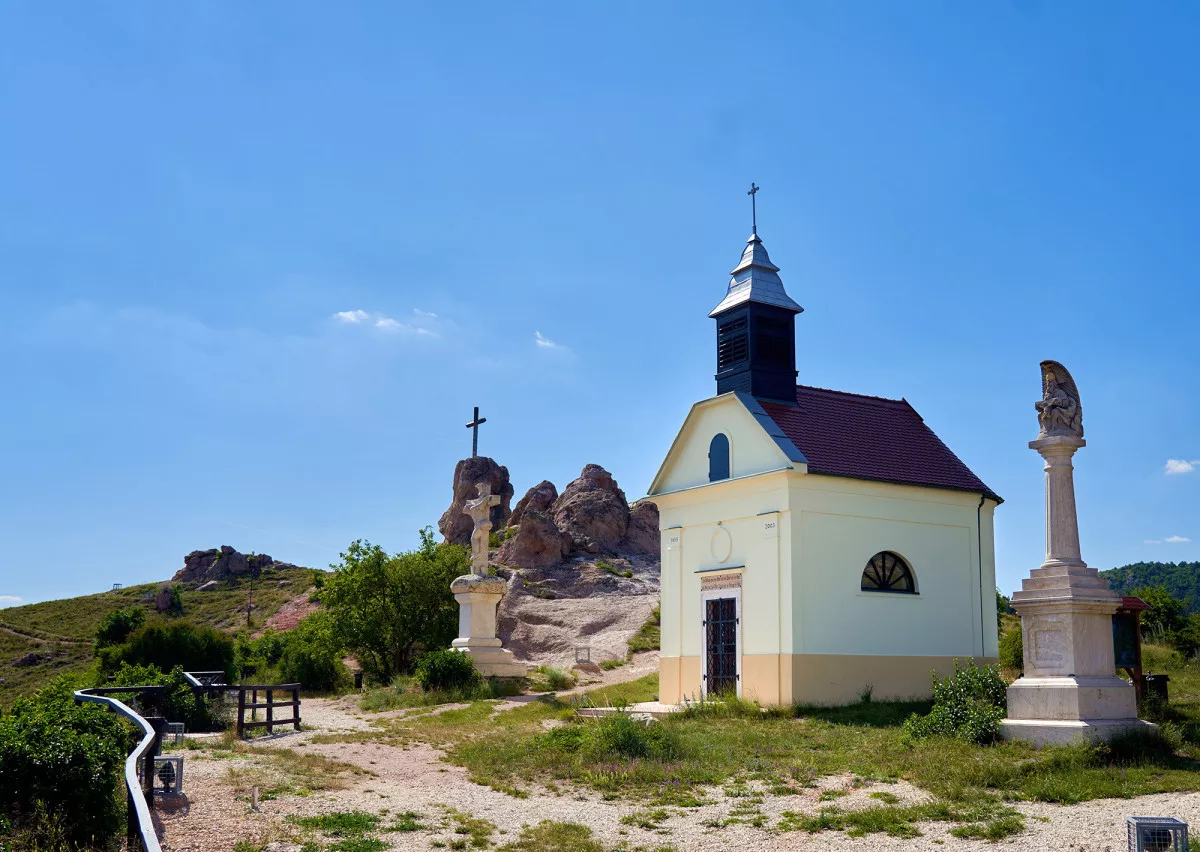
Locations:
466;406;487;457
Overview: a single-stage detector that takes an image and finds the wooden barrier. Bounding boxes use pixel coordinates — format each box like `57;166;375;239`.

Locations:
231;684;301;738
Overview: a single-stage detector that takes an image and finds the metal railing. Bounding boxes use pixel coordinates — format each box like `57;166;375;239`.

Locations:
74;687;163;852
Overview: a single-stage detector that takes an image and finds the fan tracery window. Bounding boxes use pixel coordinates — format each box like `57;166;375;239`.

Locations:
861;551;916;594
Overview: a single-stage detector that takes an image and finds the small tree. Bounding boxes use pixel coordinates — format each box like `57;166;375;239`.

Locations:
322;529;467;683
1131;585;1189;640
279;611;347;691
94;605;147;651
98;619;235;681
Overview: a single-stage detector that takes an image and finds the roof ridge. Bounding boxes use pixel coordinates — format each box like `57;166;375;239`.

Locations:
794;384;906;406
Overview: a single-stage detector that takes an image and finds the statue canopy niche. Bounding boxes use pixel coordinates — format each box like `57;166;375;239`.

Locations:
1035;360;1083;439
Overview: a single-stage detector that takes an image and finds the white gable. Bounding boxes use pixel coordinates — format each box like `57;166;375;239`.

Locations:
648;392;806;496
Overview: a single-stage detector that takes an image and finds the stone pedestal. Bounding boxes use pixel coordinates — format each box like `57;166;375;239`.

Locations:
450;574;527;678
1000;435;1152;746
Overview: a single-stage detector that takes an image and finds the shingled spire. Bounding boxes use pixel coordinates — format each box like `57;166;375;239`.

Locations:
710;193;803;402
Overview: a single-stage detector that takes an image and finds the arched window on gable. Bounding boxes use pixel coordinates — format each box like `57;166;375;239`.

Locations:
708;434;731;482
861;551;917;594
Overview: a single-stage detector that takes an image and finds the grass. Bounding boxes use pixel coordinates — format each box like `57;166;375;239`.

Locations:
527;665;576;692
599;659;626;671
570;673;659;708
596;559;633;579
626;607;660;656
497;821;604;852
185;731;371;796
360;676;521;712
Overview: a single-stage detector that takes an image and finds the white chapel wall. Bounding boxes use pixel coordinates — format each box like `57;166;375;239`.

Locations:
788;474;996;659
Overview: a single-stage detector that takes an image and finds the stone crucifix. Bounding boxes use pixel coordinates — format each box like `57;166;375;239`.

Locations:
464;482;501;576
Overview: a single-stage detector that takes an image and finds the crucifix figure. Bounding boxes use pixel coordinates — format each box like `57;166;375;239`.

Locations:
464;482;501;576
465;406;487;457
747;182;759;234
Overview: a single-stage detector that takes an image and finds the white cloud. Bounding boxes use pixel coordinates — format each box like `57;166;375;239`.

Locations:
0;595;22;608
1166;535;1191;544
333;309;440;338
1165;458;1200;475
333;309;369;324
535;331;562;350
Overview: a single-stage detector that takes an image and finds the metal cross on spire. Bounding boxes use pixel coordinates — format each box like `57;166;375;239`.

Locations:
465;406;487;457
747;182;759;234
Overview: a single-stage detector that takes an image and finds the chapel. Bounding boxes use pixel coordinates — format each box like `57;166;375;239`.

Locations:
648;219;1001;706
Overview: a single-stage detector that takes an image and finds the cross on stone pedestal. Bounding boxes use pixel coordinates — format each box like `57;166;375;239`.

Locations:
465;406;487;458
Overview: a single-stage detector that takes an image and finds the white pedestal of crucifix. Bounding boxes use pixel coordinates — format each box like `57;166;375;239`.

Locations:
450;483;527;678
999;362;1152;747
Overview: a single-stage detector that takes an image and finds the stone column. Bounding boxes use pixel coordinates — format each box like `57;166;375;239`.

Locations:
1000;367;1151;746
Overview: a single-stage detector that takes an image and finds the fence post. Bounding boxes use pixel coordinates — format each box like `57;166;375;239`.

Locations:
237;689;245;739
266;689;274;735
292;688;301;731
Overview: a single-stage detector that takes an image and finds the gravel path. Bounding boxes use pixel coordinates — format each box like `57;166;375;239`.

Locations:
157;697;1200;851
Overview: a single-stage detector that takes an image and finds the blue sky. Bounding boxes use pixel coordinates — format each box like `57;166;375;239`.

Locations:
1;2;1198;607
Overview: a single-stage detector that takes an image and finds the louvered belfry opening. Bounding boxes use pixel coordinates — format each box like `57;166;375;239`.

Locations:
705;597;738;695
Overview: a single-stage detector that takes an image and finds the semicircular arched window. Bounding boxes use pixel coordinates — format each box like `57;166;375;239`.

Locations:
861;551;916;594
708;434;730;482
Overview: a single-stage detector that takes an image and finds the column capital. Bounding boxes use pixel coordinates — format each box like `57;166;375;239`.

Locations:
1029;435;1086;457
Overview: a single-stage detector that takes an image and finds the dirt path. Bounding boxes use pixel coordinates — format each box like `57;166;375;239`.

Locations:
157;694;1200;852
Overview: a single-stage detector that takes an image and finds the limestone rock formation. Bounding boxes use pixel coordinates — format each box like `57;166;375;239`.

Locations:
155;584;175;613
553;464;630;553
498;509;572;569
509;480;558;527
438;456;514;546
173;545;294;584
623;500;661;556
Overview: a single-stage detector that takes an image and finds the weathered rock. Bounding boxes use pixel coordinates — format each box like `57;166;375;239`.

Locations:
155;584;175;613
498;509;572;569
438;456;514;546
509;480;558;527
173;546;293;584
622;500;660;556
553;464;630;553
196;580;220;592
12;653;42;668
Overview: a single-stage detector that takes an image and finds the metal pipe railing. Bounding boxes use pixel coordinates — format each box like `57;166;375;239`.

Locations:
74;688;163;852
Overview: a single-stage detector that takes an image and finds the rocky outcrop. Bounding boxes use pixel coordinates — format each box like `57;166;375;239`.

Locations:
553;464;630;554
438;456;514;546
173;545;296;584
509;480;558;527
498;509;572;569
623;500;660;556
155;584;175;613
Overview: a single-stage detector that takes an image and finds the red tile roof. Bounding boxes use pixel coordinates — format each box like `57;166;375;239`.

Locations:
759;385;1001;503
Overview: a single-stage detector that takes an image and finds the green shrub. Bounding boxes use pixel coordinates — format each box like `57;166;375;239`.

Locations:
415;649;478;692
903;659;1007;745
998;622;1023;673
627;607;661;655
98;618;235;680
0;676;130;846
529;665;575;691
105;663;219;731
94;604;147;651
544;713;684;762
279;612;347;691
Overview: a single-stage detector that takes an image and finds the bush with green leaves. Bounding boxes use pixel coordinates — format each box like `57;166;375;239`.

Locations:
103;663;219;731
279;611;347;691
94;604;147;651
98;618;235;681
0;676;130;846
903;659;1008;745
322;530;468;682
998;621;1023;673
415;649;479;692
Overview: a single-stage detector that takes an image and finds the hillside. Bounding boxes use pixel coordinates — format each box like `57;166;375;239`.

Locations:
0;564;316;707
1101;561;1200;612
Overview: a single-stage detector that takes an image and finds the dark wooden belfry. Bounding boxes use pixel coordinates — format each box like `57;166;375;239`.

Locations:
710;187;803;403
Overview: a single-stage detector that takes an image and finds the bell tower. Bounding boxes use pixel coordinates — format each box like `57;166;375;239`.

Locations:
710;188;802;402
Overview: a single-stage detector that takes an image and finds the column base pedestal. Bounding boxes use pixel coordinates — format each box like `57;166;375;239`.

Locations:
999;717;1155;747
452;645;528;678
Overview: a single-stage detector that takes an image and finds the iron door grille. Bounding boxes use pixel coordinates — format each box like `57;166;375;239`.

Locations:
705;597;738;695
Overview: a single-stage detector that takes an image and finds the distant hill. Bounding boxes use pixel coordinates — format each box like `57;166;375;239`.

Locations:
1101;561;1200;612
0;561;317;707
